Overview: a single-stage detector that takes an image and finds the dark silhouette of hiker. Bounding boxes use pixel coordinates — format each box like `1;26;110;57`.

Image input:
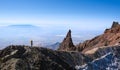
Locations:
30;40;33;47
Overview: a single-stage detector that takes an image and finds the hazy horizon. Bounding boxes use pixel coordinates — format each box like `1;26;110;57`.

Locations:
0;24;103;49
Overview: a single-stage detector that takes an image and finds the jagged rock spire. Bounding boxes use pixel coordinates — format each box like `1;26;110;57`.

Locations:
66;29;71;38
104;21;120;33
111;21;119;28
58;29;76;51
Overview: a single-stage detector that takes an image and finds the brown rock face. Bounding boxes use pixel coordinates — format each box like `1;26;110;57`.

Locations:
77;21;120;53
58;30;76;51
104;21;120;33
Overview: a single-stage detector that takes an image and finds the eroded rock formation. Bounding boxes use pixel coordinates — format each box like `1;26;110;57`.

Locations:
77;21;120;53
58;30;76;51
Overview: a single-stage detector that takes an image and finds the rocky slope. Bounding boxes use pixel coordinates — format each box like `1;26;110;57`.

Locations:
77;21;120;53
0;45;120;70
0;45;91;70
77;45;120;70
58;30;76;51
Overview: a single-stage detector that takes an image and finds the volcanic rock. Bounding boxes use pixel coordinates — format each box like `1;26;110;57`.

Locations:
58;30;76;51
0;45;91;70
104;21;120;33
77;21;120;53
77;45;120;70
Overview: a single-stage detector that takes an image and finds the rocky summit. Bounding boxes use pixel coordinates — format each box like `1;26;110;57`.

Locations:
77;21;120;53
58;30;76;51
0;45;120;70
0;45;91;70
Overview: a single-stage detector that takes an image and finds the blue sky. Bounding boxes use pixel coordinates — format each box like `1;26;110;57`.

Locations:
0;0;120;28
0;0;120;47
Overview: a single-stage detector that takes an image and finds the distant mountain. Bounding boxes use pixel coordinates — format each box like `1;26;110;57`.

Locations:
8;24;39;28
46;42;60;50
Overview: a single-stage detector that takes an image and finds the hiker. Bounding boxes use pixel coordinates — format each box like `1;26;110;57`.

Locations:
30;40;33;47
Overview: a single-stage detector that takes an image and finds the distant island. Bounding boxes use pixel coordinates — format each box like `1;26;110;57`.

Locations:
8;24;39;28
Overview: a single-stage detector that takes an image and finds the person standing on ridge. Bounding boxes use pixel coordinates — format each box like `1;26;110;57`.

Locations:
30;40;33;47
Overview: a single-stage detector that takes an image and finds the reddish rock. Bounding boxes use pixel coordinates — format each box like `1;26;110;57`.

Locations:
111;21;119;28
58;30;76;51
104;21;120;33
77;21;120;53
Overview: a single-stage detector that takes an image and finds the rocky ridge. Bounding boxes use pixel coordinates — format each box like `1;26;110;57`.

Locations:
0;45;91;70
77;21;120;53
0;44;120;70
